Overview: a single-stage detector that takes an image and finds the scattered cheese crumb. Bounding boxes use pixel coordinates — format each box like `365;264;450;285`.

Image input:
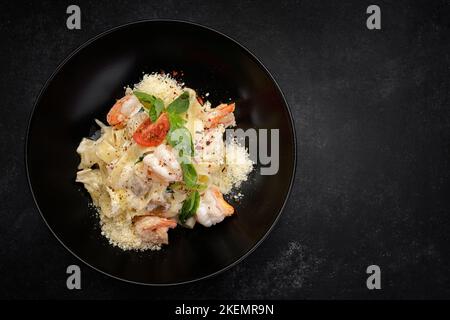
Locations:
233;192;244;201
212;139;253;194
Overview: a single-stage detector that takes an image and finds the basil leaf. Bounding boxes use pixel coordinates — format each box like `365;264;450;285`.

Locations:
193;183;207;192
153;97;164;119
134;91;155;104
135;155;145;164
180;162;197;188
179;192;194;223
167;127;196;188
167;91;190;114
168;181;206;192
167;127;193;160
179;190;200;224
192;190;200;214
148;97;164;122
167;112;186;130
134;91;165;122
166;92;199;189
134;152;150;164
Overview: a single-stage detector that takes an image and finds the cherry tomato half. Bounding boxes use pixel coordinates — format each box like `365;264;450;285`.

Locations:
133;113;170;147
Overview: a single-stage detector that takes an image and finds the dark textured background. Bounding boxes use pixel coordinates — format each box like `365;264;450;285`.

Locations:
1;0;449;299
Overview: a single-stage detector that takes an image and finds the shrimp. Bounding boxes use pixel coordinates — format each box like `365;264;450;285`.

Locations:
107;94;142;128
143;144;182;182
196;186;234;227
203;103;235;129
133;215;177;246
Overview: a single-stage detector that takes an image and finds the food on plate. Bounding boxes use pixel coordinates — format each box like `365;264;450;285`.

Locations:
76;73;253;250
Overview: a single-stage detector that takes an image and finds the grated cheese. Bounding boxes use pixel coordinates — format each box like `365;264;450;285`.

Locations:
132;73;183;106
212;139;253;194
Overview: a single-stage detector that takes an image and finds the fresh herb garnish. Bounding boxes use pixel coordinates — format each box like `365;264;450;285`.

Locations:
165;92;198;188
135;152;151;164
167;91;190;114
193;183;207;192
167;112;186;130
179;190;200;224
180;163;198;189
135;155;145;164
169;181;206;192
149;98;164;122
134;91;164;122
167;127;194;160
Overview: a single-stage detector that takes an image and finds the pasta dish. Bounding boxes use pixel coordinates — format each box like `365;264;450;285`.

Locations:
76;73;253;250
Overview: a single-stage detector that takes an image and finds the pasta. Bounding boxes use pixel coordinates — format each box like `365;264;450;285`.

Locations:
76;73;253;250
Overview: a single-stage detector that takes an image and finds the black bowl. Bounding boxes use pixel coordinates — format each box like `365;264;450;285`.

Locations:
26;20;296;285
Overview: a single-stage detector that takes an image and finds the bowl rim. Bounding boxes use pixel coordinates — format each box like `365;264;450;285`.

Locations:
25;19;297;286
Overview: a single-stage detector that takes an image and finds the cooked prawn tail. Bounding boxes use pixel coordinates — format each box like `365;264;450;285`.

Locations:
205;103;236;128
211;187;234;216
107;94;142;128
